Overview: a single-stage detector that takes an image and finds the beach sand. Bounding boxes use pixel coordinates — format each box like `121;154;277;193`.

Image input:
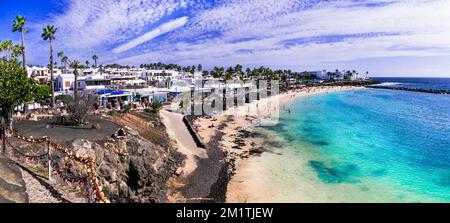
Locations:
193;86;364;203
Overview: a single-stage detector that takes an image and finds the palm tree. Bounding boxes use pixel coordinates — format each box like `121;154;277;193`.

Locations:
335;69;340;80
57;51;65;70
245;68;251;78
42;25;57;108
92;55;98;67
98;65;104;75
57;51;64;57
70;60;82;102
0;40;14;60
327;72;333;81
62;56;69;71
12;16;27;69
225;67;234;80
11;44;22;59
346;70;352;80
85;60;90;68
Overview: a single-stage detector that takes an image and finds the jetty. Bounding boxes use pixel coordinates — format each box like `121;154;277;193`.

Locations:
366;85;450;95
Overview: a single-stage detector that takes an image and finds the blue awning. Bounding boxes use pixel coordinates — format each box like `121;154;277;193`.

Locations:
97;89;115;95
97;89;132;97
110;91;128;96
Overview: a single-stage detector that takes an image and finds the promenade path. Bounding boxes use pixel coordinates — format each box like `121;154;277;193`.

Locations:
160;110;207;177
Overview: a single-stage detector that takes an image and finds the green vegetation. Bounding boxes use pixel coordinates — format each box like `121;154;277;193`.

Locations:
61;93;98;126
12;15;27;70
0;57;36;130
92;55;98;67
34;84;51;105
70;60;82;101
150;101;163;113
0;40;22;60
41;25;57;107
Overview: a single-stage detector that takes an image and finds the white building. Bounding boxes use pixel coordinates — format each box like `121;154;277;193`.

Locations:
110;75;146;88
82;67;100;75
78;74;111;90
26;66;61;84
309;70;329;80
141;69;182;82
56;73;75;93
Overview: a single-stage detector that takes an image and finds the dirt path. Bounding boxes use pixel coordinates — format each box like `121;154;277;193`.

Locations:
19;167;61;203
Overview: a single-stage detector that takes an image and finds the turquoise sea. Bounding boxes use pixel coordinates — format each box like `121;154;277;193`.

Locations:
255;88;450;202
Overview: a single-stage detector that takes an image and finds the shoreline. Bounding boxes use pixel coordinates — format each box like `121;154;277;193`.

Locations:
191;85;364;203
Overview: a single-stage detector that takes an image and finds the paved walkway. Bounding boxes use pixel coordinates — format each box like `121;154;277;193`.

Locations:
160;110;207;177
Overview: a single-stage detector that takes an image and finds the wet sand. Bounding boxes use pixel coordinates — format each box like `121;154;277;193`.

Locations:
193;86;364;202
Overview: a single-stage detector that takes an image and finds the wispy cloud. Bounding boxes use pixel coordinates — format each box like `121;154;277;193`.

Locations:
112;16;188;53
117;0;450;64
8;0;450;76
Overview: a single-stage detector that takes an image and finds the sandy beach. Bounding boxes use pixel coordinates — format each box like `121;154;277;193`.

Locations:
192;85;364;202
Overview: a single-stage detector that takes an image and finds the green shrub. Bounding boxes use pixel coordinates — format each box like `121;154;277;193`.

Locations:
150;101;163;113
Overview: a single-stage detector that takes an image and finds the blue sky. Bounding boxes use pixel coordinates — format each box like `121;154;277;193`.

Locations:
1;0;450;77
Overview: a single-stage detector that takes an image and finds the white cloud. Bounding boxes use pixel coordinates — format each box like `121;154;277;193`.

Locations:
24;0;195;63
112;16;188;53
15;0;450;76
114;0;450;76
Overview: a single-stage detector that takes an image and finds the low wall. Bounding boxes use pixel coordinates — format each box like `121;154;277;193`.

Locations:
183;115;206;149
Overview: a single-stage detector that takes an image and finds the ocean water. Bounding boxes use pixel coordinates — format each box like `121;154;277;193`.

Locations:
251;89;450;202
373;77;450;90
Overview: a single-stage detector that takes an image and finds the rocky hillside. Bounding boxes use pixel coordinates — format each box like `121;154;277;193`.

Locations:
69;126;184;203
2;112;184;203
66;113;185;203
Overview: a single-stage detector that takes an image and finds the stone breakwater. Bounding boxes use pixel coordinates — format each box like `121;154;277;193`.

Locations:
367;85;450;94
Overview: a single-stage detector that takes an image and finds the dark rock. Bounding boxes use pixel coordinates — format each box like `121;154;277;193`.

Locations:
127;157;147;190
249;148;264;155
118;180;129;197
99;164;117;182
117;128;126;137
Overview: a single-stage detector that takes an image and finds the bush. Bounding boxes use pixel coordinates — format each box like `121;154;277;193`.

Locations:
34;84;51;106
56;95;72;104
150;101;163;113
62;93;98;125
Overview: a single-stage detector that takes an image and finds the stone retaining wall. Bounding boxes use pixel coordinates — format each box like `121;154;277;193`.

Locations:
183;116;206;149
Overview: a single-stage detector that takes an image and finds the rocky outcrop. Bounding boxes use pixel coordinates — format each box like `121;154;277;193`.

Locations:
67;126;184;203
0;154;28;203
